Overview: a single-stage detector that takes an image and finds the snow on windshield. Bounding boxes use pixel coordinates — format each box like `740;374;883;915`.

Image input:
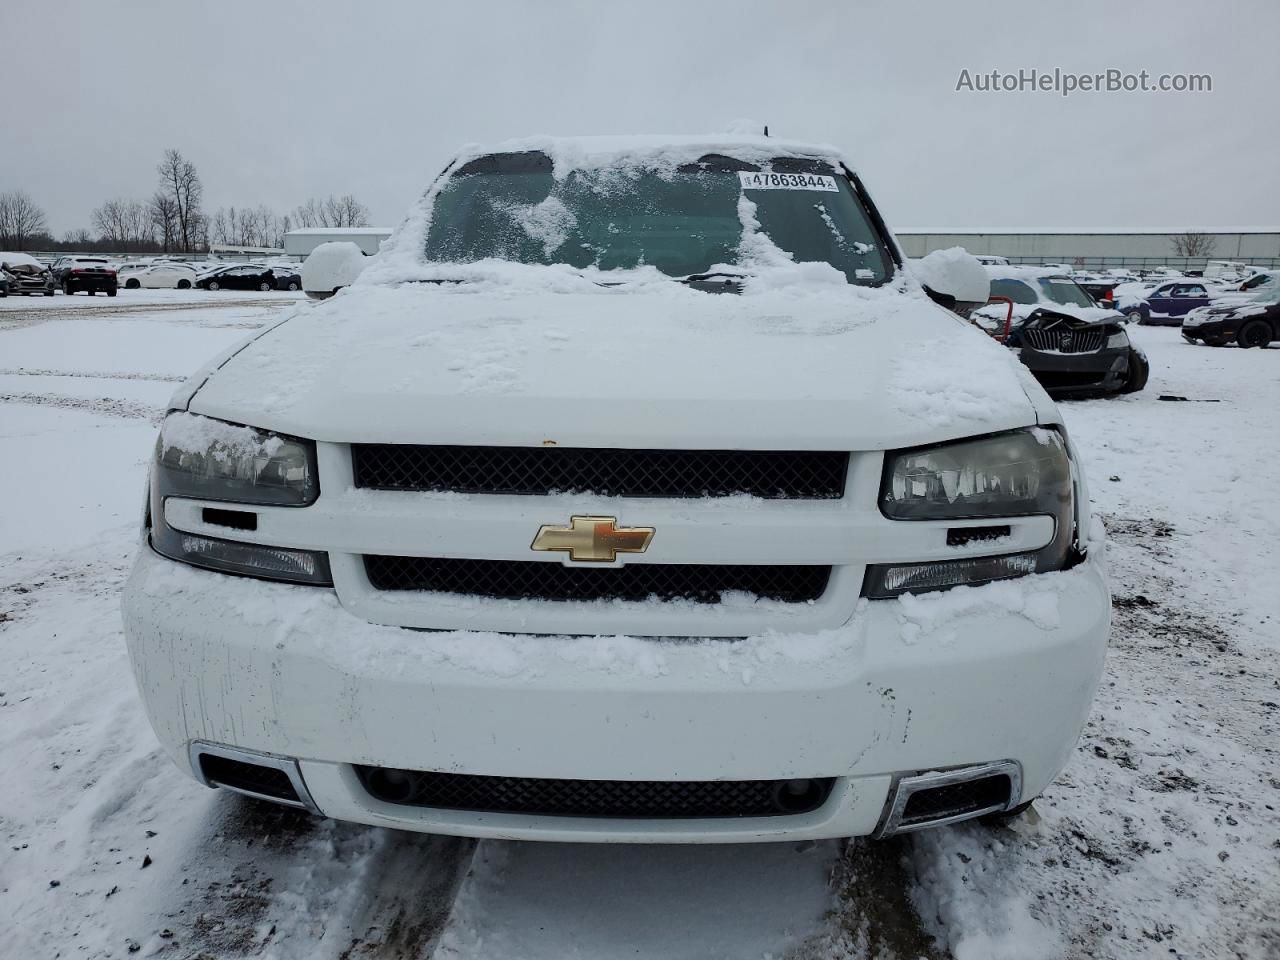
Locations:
363;135;896;290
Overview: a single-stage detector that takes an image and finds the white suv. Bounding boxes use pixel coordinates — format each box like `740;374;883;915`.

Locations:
122;134;1109;843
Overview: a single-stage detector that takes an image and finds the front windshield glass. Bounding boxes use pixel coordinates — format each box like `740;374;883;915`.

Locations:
1249;283;1280;304
424;151;893;284
1037;277;1095;308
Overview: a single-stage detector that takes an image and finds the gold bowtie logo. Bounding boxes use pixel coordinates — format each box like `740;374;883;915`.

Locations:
531;516;655;563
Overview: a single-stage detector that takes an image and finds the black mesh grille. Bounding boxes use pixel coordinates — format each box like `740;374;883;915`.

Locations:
198;754;300;804
1023;327;1106;354
355;767;836;819
900;774;1011;826
363;556;831;604
351;445;848;499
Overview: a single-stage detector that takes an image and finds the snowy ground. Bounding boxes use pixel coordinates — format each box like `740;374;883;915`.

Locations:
1;297;1276;959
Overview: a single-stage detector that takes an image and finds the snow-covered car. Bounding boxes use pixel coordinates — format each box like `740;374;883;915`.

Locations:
1118;278;1226;325
52;256;118;295
1182;282;1280;347
121;134;1110;844
118;261;197;289
978;266;1148;396
301;241;367;298
0;252;55;296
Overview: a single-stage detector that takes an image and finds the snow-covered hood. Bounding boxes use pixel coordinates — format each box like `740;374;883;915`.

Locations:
182;277;1043;451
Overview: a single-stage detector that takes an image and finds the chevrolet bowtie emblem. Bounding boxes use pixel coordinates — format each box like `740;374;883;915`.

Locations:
531;516;655;563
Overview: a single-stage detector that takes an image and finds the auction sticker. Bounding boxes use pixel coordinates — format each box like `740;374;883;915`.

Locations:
738;171;838;192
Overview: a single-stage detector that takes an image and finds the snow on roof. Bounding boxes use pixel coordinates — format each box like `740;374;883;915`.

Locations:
0;252;43;269
460;133;844;178
985;264;1074;281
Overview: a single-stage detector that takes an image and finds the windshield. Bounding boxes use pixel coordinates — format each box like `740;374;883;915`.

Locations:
424;152;893;284
989;276;1095;308
1037;277;1095;308
1249;283;1280;304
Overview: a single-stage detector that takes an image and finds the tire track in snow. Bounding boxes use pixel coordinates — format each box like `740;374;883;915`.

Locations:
150;798;475;959
0;367;184;383
0;392;162;421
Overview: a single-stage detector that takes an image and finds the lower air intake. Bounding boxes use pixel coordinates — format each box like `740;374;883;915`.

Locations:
876;760;1021;836
198;753;301;805
355;767;836;819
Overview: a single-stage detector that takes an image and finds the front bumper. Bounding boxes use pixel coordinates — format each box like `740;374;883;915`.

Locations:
1017;344;1129;395
1182;318;1235;341
122;542;1110;842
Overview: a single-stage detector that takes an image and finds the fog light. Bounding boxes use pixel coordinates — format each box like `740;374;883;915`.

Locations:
863;552;1038;599
152;524;332;585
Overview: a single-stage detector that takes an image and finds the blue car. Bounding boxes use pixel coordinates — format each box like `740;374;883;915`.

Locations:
1120;280;1215;326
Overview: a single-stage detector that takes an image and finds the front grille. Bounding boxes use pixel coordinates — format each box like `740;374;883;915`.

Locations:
355;767;836;819
1023;327;1105;353
364;556;831;604
351;445;848;499
900;773;1011;827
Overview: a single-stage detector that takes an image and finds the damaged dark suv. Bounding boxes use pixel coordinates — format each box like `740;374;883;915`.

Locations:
977;267;1148;397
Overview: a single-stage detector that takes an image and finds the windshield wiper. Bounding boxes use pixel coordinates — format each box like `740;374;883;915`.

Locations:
676;271;749;285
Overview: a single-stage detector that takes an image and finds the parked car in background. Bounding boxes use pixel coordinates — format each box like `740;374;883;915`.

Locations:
1239;270;1276;293
272;266;302;291
196;264;276;291
974;254;1009;266
1203;260;1250;280
1118;279;1222;325
1182;283;1280;348
52;256;119;296
0;252;56;296
1071;274;1117;307
119;262;197;289
978;265;1147;396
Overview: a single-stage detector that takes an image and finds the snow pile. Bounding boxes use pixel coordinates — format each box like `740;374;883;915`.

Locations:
300;240;366;295
895;573;1065;645
909;246;990;305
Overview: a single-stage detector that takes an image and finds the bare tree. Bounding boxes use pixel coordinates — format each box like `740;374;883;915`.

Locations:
149;191;180;253
0;190;50;249
290;194;371;229
156;149;204;252
63;228;94;247
92;198;153;250
1172;231;1215;258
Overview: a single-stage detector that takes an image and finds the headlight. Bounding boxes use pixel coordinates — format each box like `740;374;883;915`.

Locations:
156;411;317;505
1106;330;1129;348
865;428;1074;598
149;412;331;585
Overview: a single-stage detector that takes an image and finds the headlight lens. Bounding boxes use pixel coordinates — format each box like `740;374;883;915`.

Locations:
881;427;1071;521
156;411;317;506
1106;330;1129;348
149;412;330;585
866;428;1074;598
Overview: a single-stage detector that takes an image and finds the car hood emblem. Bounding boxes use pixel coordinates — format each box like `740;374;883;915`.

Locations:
532;516;655;563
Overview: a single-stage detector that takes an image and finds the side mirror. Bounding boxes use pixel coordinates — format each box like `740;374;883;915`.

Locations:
908;247;991;318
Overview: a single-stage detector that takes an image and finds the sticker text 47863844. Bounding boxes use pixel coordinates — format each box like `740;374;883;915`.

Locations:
738;171;839;192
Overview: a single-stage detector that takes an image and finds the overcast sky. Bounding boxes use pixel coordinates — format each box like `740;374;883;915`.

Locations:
4;0;1278;237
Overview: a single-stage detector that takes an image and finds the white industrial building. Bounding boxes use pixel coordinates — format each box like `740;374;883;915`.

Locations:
895;229;1280;272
